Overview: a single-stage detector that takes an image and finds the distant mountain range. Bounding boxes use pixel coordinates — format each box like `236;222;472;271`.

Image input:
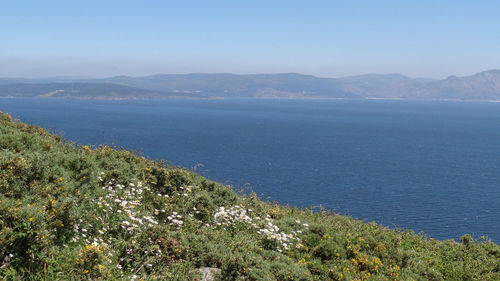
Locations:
0;83;203;99
1;70;499;100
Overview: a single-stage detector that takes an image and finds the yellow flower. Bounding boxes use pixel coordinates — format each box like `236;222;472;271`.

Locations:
29;217;34;222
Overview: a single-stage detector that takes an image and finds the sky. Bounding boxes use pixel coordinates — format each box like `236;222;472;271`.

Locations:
0;0;499;79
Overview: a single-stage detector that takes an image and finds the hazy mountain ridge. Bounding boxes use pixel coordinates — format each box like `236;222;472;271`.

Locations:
0;82;203;99
90;70;500;100
335;73;425;98
1;70;499;100
91;73;359;99
409;70;500;100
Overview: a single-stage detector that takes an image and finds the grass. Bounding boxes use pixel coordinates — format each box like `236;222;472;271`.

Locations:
0;110;499;280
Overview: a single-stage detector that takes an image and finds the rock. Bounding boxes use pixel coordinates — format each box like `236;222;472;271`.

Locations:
197;267;221;281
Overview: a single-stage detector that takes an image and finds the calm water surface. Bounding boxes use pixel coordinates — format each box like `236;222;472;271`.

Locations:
1;98;499;242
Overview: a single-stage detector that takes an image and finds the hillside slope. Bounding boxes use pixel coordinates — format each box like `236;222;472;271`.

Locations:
0;111;499;280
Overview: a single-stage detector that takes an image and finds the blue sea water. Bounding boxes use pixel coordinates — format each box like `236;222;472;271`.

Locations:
1;98;499;242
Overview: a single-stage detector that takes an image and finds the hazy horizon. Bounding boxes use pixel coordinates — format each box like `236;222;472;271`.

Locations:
2;69;499;81
1;1;499;79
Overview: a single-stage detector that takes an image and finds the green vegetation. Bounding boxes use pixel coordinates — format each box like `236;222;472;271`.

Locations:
0;111;499;280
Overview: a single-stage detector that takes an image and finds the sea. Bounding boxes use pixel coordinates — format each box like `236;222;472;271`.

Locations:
1;98;499;242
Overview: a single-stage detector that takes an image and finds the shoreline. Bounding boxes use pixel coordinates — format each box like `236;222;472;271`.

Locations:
3;95;500;103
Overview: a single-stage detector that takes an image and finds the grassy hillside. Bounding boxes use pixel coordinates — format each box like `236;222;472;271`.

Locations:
0;111;499;280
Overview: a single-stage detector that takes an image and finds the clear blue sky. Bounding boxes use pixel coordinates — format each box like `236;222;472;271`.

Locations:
1;0;499;78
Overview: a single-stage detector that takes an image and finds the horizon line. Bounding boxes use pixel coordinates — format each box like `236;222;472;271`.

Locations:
1;69;499;81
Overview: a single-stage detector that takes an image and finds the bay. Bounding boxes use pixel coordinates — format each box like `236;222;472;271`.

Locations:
1;98;499;242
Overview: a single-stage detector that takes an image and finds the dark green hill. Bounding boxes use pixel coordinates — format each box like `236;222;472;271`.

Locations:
0;111;499;280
